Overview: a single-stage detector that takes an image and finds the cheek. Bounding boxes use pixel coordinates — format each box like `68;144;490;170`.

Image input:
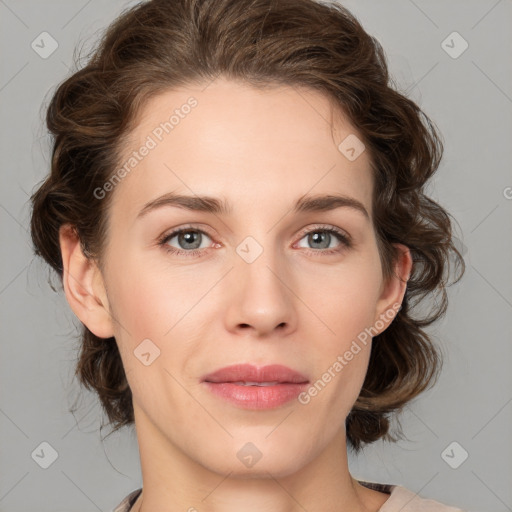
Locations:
293;251;382;406
104;254;212;389
106;251;200;339
296;252;383;344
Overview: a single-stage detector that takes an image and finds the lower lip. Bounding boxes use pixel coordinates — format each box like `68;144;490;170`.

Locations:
203;382;309;409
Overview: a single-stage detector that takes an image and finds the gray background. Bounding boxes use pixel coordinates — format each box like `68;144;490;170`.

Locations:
1;0;511;511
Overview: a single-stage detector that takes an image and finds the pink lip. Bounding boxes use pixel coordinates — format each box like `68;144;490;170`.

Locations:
201;364;309;410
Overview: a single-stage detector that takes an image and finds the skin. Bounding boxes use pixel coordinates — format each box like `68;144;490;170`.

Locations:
59;77;412;512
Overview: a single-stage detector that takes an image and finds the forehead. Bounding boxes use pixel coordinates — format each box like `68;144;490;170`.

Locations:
110;77;374;221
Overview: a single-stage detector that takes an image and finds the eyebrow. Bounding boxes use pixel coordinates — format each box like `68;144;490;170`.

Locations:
137;192;369;220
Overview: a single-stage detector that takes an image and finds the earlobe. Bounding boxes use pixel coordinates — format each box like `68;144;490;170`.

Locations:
373;243;413;334
59;224;115;339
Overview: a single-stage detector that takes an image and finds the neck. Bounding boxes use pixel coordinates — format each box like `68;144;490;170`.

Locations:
131;406;387;512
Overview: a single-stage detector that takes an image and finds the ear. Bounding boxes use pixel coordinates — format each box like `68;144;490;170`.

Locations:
59;224;115;339
372;243;412;334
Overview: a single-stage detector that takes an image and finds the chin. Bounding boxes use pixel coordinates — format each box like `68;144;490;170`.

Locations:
194;436;314;479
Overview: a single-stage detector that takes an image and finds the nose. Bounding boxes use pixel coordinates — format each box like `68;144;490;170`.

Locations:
224;245;298;338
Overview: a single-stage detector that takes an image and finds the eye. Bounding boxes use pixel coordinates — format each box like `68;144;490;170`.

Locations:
294;225;352;256
157;224;352;259
158;226;214;258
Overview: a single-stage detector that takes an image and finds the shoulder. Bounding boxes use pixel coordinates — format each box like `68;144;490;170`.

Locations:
112;488;142;512
113;484;466;512
380;484;466;512
358;481;465;511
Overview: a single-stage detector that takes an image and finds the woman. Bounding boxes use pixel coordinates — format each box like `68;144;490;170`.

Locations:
30;0;466;510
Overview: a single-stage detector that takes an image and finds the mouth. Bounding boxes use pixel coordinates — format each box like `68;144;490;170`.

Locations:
229;381;284;386
201;364;309;409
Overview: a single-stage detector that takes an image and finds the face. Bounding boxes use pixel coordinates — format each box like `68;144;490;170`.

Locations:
84;77;407;478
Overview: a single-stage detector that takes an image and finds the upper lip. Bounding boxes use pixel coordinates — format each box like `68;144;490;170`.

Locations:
202;364;309;384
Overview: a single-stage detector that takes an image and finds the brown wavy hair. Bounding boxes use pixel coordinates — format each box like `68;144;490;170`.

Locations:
30;0;465;453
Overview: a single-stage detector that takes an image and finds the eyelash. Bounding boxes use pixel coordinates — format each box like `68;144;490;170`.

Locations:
157;224;352;259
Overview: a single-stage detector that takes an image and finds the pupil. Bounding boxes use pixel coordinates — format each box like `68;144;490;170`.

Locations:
181;231;200;249
311;232;329;249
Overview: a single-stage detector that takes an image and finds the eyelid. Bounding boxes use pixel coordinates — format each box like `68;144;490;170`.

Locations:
159;223;214;240
295;223;352;244
159;223;351;242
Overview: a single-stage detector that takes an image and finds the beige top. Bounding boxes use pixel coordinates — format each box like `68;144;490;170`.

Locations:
112;481;466;511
